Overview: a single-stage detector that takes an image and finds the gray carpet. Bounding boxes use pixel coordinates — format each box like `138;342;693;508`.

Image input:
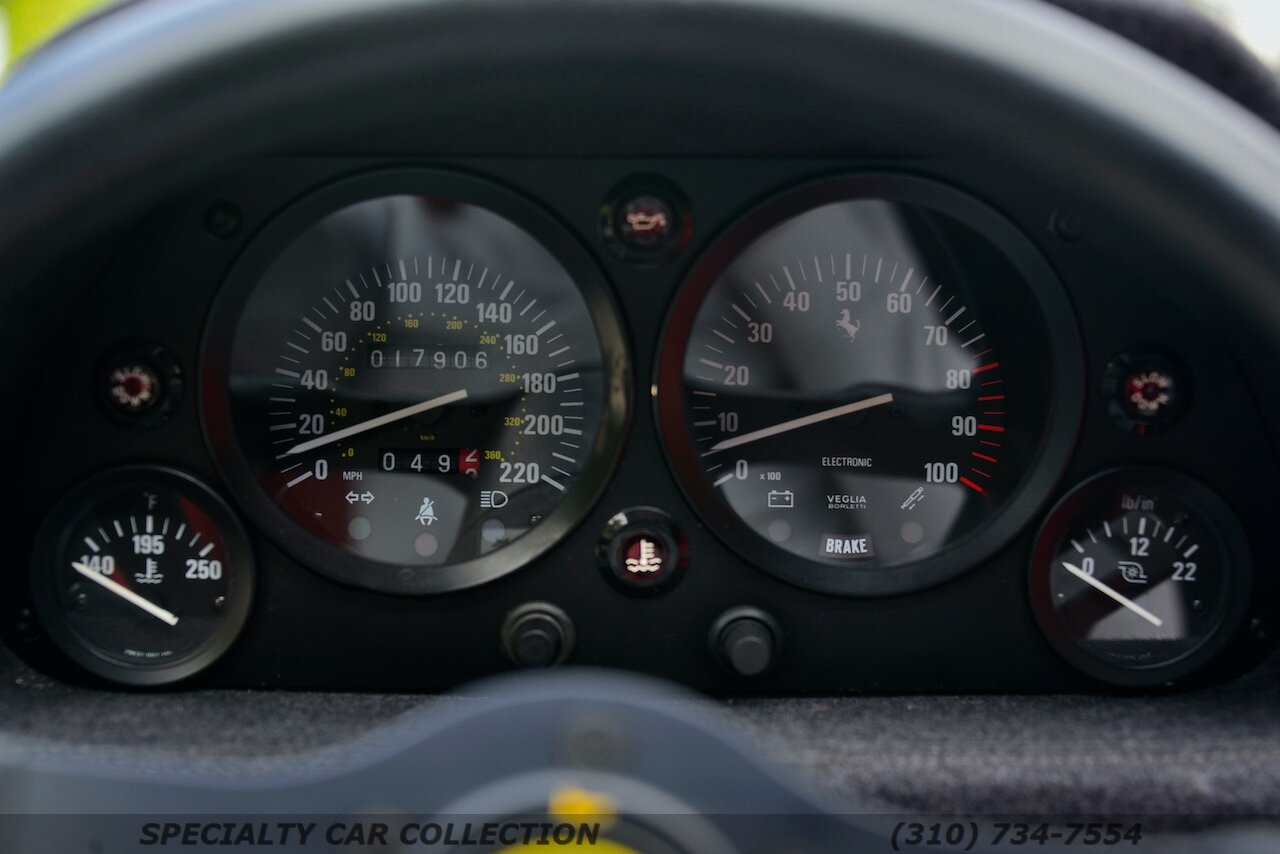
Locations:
2;645;1277;821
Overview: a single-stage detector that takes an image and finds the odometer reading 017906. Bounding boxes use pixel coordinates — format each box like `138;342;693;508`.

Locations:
657;176;1082;595
204;172;628;594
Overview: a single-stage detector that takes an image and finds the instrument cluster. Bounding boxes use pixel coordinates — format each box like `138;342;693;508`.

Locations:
10;158;1276;692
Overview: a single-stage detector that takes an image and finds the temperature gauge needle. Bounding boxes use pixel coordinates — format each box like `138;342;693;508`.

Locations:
72;562;179;627
284;388;469;456
1062;562;1163;627
709;392;894;453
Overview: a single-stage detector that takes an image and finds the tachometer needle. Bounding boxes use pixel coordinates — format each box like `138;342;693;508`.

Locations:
1062;562;1163;627
72;562;179;627
709;392;894;453
284;388;469;456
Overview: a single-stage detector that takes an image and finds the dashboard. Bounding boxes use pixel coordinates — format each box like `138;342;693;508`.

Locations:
5;0;1280;845
8;153;1276;694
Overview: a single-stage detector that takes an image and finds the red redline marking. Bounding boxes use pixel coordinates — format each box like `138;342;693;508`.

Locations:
978;395;1005;401
980;380;1003;387
977;423;1005;432
973;362;999;374
973;348;994;359
983;411;1007;416
960;476;985;494
971;467;993;478
972;452;999;463
980;440;1002;448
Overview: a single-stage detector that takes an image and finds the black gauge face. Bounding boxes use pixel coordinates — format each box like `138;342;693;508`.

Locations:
30;467;253;686
657;176;1082;595
1031;468;1249;685
204;171;629;594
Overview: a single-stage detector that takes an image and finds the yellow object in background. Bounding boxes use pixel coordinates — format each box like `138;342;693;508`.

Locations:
1;0;116;74
549;785;620;831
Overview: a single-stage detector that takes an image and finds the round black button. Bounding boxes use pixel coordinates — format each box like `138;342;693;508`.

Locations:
721;620;773;676
513;625;559;668
598;508;686;594
710;607;781;677
501;602;573;668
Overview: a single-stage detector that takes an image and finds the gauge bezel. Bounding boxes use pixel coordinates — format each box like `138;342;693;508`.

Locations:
30;466;255;687
201;168;632;595
1029;467;1252;687
655;173;1084;596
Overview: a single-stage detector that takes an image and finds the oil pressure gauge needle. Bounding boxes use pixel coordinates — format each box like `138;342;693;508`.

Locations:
71;562;179;627
283;388;469;456
709;392;894;453
1062;562;1163;627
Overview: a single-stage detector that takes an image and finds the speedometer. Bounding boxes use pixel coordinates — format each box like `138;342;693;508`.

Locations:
203;171;629;594
656;176;1081;595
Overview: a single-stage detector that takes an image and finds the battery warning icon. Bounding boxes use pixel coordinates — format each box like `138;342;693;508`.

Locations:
767;490;795;509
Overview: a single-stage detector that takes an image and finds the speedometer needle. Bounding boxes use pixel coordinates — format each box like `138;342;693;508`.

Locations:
708;392;894;453
72;562;179;627
284;388;469;456
1062;562;1163;627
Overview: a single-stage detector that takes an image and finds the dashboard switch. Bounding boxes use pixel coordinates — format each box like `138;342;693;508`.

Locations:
598;508;686;594
501;602;574;668
711;607;780;677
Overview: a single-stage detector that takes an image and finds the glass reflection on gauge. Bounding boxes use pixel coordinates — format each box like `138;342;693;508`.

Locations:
203;171;629;594
656;176;1082;595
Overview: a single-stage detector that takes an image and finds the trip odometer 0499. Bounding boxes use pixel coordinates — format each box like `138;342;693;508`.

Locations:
657;176;1082;595
203;171;629;594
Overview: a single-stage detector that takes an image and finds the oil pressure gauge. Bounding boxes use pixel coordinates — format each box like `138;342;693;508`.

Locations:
1030;468;1250;686
30;467;254;686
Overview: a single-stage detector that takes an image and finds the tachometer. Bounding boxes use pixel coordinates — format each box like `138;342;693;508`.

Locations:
656;176;1082;595
203;171;629;594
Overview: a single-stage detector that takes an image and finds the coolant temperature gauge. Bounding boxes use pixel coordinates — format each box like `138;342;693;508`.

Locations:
31;467;254;685
1030;468;1250;686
